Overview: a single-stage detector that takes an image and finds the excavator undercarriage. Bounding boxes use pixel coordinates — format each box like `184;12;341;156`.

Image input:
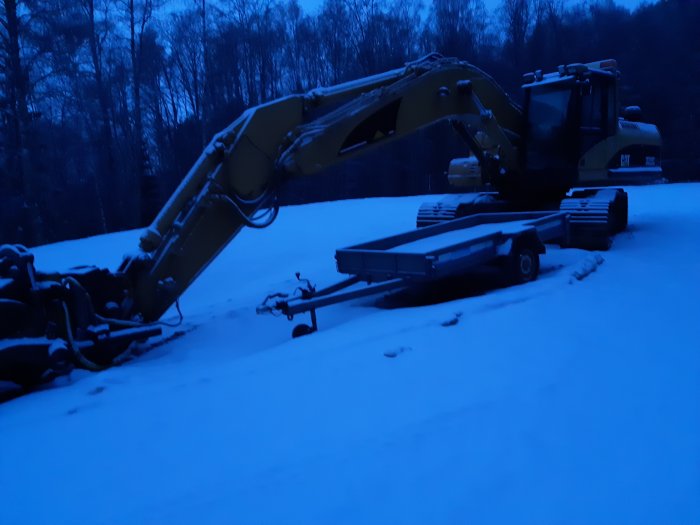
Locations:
416;187;629;250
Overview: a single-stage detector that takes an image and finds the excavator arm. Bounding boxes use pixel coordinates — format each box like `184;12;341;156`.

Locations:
0;54;524;387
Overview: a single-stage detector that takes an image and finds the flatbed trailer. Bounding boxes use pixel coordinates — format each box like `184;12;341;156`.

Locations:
258;211;570;336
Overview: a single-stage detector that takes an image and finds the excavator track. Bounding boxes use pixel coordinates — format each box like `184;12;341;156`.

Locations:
416;193;510;228
418;188;628;251
559;188;628;249
416;202;461;227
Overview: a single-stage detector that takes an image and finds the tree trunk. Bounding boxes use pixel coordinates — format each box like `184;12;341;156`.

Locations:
130;0;151;224
200;0;209;146
85;0;111;233
2;0;39;243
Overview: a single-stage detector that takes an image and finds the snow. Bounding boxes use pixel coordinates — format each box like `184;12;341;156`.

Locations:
2;183;700;525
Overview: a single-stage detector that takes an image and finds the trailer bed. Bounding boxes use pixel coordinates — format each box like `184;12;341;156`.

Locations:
259;211;569;335
385;220;532;254
336;211;567;281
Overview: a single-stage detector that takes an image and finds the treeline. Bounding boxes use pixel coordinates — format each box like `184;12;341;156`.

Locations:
1;0;698;246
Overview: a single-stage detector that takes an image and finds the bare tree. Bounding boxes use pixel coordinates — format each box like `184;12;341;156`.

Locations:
168;10;204;122
124;0;160;222
427;0;488;60
0;0;46;242
500;0;531;67
196;0;210;143
318;0;352;83
282;0;324;91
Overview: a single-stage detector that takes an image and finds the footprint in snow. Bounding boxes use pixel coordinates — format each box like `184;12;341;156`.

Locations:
88;386;106;396
384;346;412;358
441;312;463;327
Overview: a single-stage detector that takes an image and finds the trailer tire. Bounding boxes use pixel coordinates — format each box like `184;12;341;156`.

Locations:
504;245;540;285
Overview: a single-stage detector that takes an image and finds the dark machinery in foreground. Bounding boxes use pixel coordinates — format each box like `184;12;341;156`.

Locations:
0;54;661;388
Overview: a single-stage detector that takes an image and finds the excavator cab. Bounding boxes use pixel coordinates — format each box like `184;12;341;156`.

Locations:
521;59;661;189
520;59;621;197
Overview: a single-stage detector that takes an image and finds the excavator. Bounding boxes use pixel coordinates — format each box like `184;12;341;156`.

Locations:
0;54;661;389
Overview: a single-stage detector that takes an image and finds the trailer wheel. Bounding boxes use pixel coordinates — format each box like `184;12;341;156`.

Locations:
292;323;314;338
505;245;540;284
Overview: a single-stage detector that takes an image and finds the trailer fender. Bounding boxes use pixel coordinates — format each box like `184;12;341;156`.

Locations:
512;230;546;255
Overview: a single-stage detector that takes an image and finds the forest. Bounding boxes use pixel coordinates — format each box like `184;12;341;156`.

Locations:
1;0;698;246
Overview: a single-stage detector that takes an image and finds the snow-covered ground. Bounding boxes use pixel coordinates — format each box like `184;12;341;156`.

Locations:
1;183;699;525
